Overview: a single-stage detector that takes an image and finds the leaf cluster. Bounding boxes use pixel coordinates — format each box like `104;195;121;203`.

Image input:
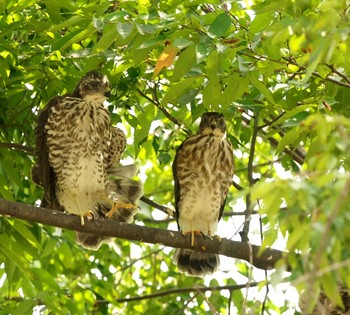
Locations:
1;0;350;313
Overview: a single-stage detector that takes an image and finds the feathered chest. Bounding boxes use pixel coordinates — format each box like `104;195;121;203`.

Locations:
177;134;233;178
46;97;111;152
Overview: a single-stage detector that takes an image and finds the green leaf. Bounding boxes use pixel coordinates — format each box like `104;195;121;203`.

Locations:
158;152;171;164
32;268;60;290
171;45;196;82
196;42;208;63
0;175;14;200
269;104;313;129
49;15;85;32
0;235;28;273
160;76;201;106
117;22;134;39
250;12;273;34
62;26;96;50
321;273;344;309
202;80;221;110
206;49;218;79
11;300;35;315
248;71;277;106
208;13;231;37
302;40;326;83
41;238;58;258
134;105;155;156
93;26;120;52
222;74;249;106
275;125;302;155
51;26;96;50
173;38;194;49
12;221;40;248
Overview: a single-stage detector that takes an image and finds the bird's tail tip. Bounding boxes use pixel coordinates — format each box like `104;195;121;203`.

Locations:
173;248;219;277
75;232;111;250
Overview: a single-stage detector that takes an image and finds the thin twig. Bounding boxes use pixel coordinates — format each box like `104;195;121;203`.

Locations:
268;136;304;165
235;159;282;173
259;207;269;315
326;64;350;84
140;195;175;217
136;87;184;128
258;112;285;129
196;288;219;315
95;282;261;304
0;142;34;154
228;291;233;315
116;248;164;273
232;180;244;191
176;293;199;315
241;114;305;165
240;113;259;242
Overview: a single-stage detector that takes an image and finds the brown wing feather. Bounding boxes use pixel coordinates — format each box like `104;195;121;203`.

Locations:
172;141;184;230
107;127;126;169
218;138;234;221
31;96;66;210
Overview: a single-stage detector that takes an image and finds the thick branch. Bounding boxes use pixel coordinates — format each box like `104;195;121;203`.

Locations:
0;198;285;270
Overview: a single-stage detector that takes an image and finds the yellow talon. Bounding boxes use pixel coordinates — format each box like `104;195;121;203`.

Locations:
80;210;94;226
107;201;136;218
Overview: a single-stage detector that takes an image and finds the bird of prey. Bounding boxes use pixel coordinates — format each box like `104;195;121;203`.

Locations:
32;70;143;250
172;112;234;276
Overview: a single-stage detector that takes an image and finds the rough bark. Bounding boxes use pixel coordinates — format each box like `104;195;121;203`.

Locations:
0;198;286;270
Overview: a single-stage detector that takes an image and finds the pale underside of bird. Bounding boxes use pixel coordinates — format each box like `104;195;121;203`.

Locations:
32;70;143;250
172;112;234;277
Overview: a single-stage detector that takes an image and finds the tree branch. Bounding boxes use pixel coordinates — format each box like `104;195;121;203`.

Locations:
96;282;260;304
136;87;185;129
240;112;259;242
0;198;286;271
140;195;175;217
241;114;305;165
0;142;34;154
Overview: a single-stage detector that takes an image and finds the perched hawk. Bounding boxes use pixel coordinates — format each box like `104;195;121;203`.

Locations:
32;71;143;249
172;112;234;276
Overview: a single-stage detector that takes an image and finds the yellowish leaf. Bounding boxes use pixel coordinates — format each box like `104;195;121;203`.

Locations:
153;43;179;78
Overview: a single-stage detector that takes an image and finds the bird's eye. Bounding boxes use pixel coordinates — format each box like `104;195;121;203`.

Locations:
89;82;100;90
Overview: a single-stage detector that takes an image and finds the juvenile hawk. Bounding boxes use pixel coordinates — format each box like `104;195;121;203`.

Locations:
32;71;142;249
172;112;234;276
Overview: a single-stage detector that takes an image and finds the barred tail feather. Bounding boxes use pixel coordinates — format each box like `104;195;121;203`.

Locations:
174;249;219;277
75;232;111;250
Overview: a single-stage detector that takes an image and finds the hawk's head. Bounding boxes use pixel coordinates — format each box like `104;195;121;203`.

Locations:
74;71;110;101
199;112;227;136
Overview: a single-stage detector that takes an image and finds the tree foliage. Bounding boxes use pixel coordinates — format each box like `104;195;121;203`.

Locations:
1;0;350;313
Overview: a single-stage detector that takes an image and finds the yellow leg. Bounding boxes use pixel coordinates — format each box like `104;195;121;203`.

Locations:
183;230;201;247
